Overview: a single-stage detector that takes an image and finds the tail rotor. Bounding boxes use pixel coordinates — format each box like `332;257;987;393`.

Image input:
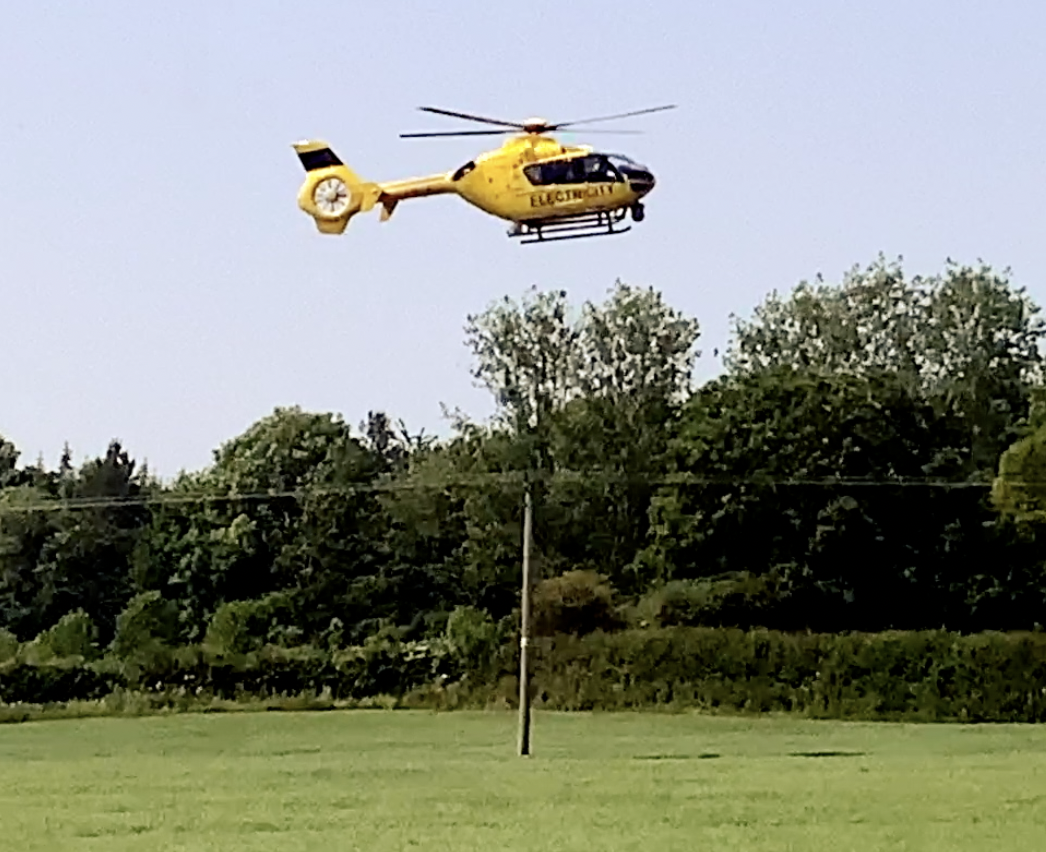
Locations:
292;140;380;233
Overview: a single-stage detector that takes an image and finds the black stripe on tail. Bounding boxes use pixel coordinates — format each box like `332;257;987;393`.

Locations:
298;147;344;171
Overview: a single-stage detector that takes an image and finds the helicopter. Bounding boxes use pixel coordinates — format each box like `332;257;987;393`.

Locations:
292;105;674;244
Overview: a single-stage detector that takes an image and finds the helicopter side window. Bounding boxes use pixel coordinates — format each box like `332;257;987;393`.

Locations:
452;160;476;181
524;156;622;186
524;161;569;185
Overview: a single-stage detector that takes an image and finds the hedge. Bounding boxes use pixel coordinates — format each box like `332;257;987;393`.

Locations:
0;639;456;707
502;628;1046;721
3;628;1046;723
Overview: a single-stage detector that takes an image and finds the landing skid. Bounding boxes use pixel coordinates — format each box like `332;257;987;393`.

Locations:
508;209;631;244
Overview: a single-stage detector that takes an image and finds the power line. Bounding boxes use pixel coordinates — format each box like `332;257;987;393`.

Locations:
0;469;1008;514
0;472;526;513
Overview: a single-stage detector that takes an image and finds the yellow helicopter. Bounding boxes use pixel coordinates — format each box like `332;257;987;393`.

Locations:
292;105;674;244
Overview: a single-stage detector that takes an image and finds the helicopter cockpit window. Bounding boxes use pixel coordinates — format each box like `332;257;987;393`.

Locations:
523;155;623;186
581;155;624;182
452;160;476;181
607;154;648;172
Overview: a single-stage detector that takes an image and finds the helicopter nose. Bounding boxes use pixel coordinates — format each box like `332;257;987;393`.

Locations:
622;166;656;196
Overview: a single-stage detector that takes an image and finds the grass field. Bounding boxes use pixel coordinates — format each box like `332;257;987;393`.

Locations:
1;710;1045;851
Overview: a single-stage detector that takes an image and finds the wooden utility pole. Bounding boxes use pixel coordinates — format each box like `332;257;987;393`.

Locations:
517;481;534;756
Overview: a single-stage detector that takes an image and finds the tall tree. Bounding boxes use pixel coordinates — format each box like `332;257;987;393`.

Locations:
0;441;153;641
0;435;18;488
556;283;700;588
726;256;1045;472
639;368;1006;630
577;281;699;403
462;281;701;591
137;407;390;643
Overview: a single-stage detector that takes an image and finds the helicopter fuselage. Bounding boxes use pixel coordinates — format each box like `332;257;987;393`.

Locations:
292;133;658;240
447;135;654;224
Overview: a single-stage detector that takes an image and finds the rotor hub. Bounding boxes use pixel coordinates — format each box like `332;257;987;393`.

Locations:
313;176;350;216
522;117;550;133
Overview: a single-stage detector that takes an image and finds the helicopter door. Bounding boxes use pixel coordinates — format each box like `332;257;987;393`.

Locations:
522;156;623;186
520;155;624;215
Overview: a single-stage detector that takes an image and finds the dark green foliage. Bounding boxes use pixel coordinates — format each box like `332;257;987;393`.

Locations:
0;658;125;705
640;368;1025;631
444;606;501;675
4;266;1046;694
0;436;20;489
29;610;101;661
0;629;18;663
0;441;154;643
5;627;1046;723
638;572;799;629
0;638;453;707
727;257;1045;472
134;407;394;646
993;424;1046;522
511;628;1046;722
202;593;298;656
110;591;181;660
462;282;700;598
532;570;623;636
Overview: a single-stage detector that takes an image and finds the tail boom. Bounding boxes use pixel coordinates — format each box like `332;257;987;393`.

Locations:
293;140;455;233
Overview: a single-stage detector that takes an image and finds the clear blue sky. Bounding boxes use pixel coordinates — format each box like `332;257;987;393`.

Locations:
2;1;1044;478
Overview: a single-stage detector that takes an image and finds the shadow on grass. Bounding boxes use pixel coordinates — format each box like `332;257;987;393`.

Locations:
788;750;866;758
634;750;867;760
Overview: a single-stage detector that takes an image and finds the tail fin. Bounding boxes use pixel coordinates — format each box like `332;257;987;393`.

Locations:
292;140;381;234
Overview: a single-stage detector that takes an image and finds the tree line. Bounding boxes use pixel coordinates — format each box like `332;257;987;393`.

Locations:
5;255;1046;658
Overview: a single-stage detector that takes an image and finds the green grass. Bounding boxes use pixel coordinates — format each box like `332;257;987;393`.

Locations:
1;710;1045;850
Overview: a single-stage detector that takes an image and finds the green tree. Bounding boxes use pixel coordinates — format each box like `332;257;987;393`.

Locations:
641;368;1000;630
531;569;622;636
553;283;700;589
0;441;153;641
137;407;390;644
380;424;527;624
444;605;501;675
726;257;1045;473
466;287;582;437
462;282;701;592
993;425;1046;522
0;435;19;488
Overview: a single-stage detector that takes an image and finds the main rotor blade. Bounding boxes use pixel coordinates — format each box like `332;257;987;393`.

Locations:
400;129;515;138
551;104;677;129
417;106;527;129
556;129;643;135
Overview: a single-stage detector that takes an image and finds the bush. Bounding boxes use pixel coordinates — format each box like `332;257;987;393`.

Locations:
203;593;295;658
24;610;100;662
639;571;797;629
532;570;623;636
445;606;500;676
0;629;18;665
110;591;180;660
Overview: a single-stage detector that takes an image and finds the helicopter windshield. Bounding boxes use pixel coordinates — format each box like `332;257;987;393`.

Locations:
524;155;624;186
607;153;648;171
